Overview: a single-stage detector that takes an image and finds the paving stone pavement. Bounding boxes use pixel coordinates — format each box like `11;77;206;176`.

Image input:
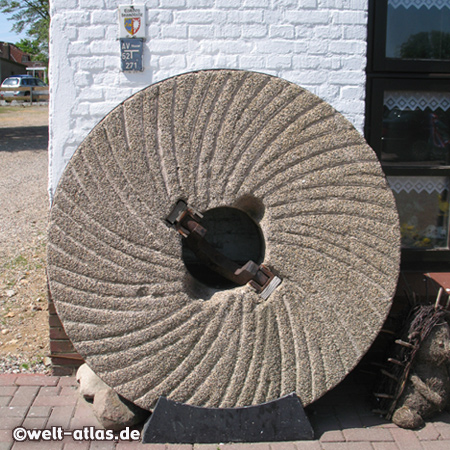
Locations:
1;373;450;450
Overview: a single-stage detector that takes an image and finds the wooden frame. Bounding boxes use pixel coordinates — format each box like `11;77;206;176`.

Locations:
371;1;450;74
0;86;49;103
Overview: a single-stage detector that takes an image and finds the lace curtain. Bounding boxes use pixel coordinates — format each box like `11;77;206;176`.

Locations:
389;176;449;193
388;0;450;9
384;92;450;111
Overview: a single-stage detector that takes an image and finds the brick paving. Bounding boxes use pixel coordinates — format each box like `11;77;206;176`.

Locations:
1;374;450;449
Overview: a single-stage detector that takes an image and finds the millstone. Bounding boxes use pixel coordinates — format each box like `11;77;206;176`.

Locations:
48;69;401;410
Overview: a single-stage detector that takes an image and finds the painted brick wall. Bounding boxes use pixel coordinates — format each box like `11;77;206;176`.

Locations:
49;0;369;198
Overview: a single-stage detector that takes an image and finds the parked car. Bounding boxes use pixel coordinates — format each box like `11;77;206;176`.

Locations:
0;76;48;102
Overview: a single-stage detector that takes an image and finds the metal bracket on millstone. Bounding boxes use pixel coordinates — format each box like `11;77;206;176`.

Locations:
142;392;314;444
166;199;282;299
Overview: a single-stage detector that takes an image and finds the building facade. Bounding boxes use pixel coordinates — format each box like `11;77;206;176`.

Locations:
0;42;29;83
48;0;450;372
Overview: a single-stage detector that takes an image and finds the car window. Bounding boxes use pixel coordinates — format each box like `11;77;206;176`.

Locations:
2;78;19;86
36;80;46;86
22;79;30;86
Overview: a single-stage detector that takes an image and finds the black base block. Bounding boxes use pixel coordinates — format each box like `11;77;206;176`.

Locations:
142;393;314;444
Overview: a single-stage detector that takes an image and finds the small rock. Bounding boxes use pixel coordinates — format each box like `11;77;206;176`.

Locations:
7;339;18;345
5;290;16;298
76;363;110;400
36;297;42;302
31;305;42;311
1;329;9;335
92;388;150;431
5;312;15;318
43;356;52;366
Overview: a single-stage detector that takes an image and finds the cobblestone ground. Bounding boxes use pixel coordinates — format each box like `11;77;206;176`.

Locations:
1;373;450;450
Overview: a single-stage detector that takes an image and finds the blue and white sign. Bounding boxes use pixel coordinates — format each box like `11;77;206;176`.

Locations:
120;38;144;72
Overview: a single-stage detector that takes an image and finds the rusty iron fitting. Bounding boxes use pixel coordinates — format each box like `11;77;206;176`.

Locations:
166;200;281;299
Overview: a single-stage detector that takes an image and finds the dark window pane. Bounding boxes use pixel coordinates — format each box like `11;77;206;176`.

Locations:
386;1;450;61
388;176;449;249
382;90;450;164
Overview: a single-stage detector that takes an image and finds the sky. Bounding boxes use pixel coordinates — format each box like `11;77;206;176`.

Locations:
0;12;28;44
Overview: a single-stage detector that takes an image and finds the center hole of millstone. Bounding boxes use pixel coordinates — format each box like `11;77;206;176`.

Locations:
181;206;265;289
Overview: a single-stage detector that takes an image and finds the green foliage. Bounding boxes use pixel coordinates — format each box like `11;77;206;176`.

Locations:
16;37;47;62
400;31;450;60
0;0;50;63
3;254;29;270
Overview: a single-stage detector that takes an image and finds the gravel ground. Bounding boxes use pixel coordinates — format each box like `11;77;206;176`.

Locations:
0;105;50;373
0;354;48;373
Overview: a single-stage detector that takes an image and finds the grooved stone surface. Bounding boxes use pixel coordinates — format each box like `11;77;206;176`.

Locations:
47;70;401;410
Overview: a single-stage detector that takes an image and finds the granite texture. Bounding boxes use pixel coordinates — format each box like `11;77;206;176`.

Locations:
47;69;401;410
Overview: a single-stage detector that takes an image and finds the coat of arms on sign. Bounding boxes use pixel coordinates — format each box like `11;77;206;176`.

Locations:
125;17;141;36
118;5;145;39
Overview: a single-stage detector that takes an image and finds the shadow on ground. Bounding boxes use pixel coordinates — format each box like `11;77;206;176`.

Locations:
0;125;48;152
306;371;450;439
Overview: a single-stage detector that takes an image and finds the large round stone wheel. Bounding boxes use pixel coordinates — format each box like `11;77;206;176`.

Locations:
48;69;400;410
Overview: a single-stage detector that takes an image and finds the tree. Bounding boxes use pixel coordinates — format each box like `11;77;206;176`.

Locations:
400;31;450;61
0;0;50;63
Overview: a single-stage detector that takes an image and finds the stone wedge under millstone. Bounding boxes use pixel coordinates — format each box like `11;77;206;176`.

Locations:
47;69;401;410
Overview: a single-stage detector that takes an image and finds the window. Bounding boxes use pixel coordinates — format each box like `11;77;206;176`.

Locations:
389;175;449;249
366;0;450;270
372;0;450;73
2;78;19;86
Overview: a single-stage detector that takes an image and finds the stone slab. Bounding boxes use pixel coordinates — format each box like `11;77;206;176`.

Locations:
142;393;313;443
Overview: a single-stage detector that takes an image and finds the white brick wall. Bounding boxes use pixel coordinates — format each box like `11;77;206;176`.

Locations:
49;0;369;198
